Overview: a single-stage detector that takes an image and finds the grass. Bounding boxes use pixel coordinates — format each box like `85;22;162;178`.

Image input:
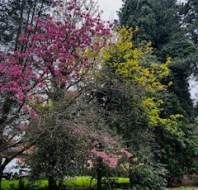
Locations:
64;176;96;188
170;188;198;190
34;179;48;188
2;179;19;189
1;176;129;190
2;177;198;190
2;178;48;190
112;177;130;184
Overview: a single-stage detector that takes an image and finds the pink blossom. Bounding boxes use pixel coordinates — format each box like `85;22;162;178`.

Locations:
19;35;29;44
0;0;111;120
90;147;133;169
27;25;34;32
90;148;119;168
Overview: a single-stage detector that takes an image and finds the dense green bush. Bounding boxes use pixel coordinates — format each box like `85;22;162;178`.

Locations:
155;123;198;186
129;164;167;190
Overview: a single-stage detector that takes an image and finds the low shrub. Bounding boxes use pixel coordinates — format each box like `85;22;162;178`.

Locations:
129;164;167;190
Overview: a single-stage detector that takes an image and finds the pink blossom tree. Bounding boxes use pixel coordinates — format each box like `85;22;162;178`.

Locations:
90;145;132;190
0;0;110;186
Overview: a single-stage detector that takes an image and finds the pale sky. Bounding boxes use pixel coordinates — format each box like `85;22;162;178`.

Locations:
97;0;186;21
97;0;122;21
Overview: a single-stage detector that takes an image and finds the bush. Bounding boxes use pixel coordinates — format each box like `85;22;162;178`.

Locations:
129;163;167;190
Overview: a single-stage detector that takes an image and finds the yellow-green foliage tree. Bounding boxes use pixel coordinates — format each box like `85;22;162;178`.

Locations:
101;28;183;136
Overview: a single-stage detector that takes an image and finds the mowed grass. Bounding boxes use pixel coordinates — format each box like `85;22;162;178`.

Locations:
2;177;198;190
2;178;48;189
64;176;96;188
2;176;129;190
2;179;20;189
170;188;198;190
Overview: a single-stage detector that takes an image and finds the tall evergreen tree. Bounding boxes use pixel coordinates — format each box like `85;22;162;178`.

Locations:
181;0;198;47
119;0;180;51
119;0;198;184
119;0;196;119
180;0;198;81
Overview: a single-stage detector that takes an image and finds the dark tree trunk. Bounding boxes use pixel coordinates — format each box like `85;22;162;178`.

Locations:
129;162;134;189
57;178;64;190
96;158;103;190
0;168;3;190
0;176;2;190
129;171;133;189
48;176;56;190
15;0;25;51
0;160;6;190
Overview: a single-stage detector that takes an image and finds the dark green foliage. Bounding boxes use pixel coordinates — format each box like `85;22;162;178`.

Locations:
27;98;89;190
169;65;194;119
181;0;198;47
29;126;80;178
119;0;196;118
129;162;167;190
89;46;168;188
119;0;180;50
180;0;198;79
155;123;198;184
91;57;148;138
119;0;198;183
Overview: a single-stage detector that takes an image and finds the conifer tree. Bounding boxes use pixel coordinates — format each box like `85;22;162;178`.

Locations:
119;0;196;119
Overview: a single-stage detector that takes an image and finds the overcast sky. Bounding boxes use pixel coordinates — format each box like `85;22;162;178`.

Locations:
97;0;187;21
97;0;122;21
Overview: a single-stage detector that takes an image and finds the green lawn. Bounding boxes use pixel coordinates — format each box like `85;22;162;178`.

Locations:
2;178;48;189
2;176;129;190
64;176;96;188
2;179;20;189
170;188;198;190
2;177;198;190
